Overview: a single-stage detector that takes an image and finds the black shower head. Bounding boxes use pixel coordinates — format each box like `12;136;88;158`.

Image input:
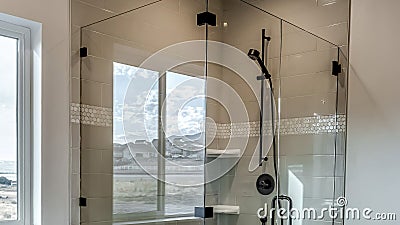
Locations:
248;49;261;60
248;49;271;79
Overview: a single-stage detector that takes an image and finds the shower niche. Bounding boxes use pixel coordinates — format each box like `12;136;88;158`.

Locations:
74;0;348;225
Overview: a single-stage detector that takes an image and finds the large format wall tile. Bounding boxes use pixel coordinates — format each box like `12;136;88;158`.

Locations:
280;72;336;98
280;92;337;118
285;155;344;177
81;56;113;84
81;124;113;149
282;30;317;56
80;197;113;223
81;173;113;198
279;134;337;156
81;80;103;106
81;149;113;174
280;49;337;77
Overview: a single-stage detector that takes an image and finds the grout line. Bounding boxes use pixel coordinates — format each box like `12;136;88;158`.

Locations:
75;0;115;14
281;46;337;58
81;0;163;28
80;77;112;86
279;91;337;99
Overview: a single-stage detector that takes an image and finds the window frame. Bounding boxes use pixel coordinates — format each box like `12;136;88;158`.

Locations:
0;20;31;225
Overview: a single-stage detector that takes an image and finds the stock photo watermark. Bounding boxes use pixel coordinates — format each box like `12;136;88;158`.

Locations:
122;40;269;186
257;197;397;221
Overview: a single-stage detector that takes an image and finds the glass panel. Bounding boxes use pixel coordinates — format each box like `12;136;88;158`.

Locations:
279;21;339;224
80;0;207;223
205;1;281;225
0;35;18;221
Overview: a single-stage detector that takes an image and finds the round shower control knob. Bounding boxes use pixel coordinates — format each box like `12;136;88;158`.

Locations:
256;174;275;195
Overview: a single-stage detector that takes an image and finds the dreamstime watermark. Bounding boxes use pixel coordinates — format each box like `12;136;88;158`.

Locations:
257;197;397;221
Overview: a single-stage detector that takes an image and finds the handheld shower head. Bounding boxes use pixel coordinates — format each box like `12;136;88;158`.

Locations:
248;49;271;79
248;49;261;60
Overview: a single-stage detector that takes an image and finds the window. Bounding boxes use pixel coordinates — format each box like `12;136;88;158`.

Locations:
113;63;205;221
0;20;31;225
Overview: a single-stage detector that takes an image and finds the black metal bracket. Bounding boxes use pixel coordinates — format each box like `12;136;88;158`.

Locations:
80;47;88;58
194;206;214;218
257;75;266;80
262;29;271;42
197;12;217;26
332;61;341;76
79;197;87;207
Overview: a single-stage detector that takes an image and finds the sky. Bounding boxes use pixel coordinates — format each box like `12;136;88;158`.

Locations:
0;35;17;162
113;63;206;144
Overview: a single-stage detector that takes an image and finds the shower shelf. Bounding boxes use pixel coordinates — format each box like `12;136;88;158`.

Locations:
212;205;240;215
206;149;241;158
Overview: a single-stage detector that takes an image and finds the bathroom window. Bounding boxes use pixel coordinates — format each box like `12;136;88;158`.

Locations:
113;63;205;221
0;20;31;225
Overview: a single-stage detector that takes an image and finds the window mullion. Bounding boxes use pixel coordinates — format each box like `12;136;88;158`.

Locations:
157;72;166;213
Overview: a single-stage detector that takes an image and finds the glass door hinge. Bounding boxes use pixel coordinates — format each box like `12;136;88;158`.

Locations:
197;12;217;26
79;197;87;207
332;61;341;76
80;47;88;58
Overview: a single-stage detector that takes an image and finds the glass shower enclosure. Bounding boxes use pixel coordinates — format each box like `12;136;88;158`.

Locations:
75;0;348;225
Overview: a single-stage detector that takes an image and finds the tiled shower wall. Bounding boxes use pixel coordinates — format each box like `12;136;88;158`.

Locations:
70;0;349;225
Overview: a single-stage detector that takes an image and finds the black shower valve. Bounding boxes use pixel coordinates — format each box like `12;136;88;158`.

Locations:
256;174;275;195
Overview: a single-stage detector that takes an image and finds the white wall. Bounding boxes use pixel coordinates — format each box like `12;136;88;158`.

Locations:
347;0;400;224
0;0;70;225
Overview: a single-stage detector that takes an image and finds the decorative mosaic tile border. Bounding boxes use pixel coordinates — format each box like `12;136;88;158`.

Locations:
70;103;346;137
70;103;112;127
280;115;346;136
213;115;346;139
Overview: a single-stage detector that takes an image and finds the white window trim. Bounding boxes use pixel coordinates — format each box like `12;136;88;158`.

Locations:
0;20;31;225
